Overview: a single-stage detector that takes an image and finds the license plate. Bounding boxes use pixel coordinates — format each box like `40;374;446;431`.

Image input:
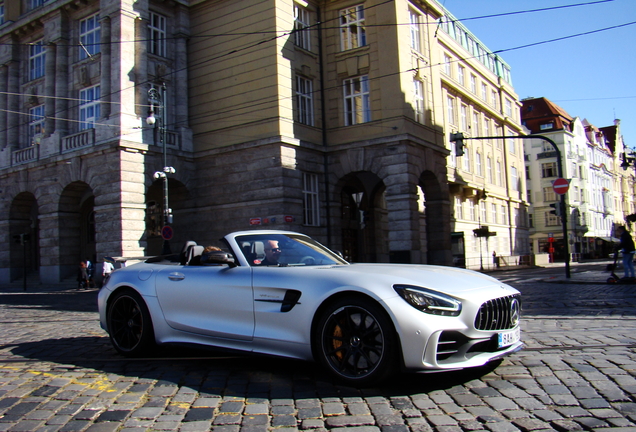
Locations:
498;327;520;348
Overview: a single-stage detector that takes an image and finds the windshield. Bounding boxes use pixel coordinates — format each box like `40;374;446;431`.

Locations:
234;233;349;267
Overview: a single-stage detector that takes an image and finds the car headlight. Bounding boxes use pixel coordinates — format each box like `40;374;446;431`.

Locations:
393;285;462;316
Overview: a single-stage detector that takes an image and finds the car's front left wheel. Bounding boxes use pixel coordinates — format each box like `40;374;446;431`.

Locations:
314;296;398;386
107;289;155;356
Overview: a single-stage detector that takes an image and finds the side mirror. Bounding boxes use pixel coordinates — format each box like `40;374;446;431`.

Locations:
200;251;237;267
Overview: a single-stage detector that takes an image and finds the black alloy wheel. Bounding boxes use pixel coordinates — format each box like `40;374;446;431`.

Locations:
315;296;397;386
107;290;155;356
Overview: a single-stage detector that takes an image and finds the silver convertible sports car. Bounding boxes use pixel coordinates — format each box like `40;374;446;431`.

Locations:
98;230;522;386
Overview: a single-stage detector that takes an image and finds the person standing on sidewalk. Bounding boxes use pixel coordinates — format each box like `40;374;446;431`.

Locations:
615;225;636;280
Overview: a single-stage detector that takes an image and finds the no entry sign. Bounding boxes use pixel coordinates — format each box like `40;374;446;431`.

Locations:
552;178;569;195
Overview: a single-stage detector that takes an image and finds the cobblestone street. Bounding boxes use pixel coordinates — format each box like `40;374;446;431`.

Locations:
1;265;635;432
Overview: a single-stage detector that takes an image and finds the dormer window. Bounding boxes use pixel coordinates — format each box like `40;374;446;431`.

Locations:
540;123;553;130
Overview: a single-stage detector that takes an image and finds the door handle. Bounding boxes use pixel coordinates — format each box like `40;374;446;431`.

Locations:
168;272;185;281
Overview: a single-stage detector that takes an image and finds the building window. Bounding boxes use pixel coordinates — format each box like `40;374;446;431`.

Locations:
491;203;497;224
472;111;480;136
505;98;512;117
540;122;554;130
413;79;425;124
496;160;502;186
481;83;487;101
446;95;456;125
29;105;45;144
29;40;46;81
29;0;49;10
148;12;166;57
480;201;487;223
303;172;320;226
500;205;507;225
541;162;558;178
340;5;366;51
295;76;313;126
409;9;420;52
444;54;452;76
294;4;311;51
79;85;100;130
457;65;465;86
454;196;463;220
491;90;498;108
343;75;370;125
460;104;468;131
79;13;101;60
463;147;471;172
487;156;493;183
475;152;482;176
0;4;4;25
543;187;556;202
511;166;518;191
470;74;477;94
468;200;475;221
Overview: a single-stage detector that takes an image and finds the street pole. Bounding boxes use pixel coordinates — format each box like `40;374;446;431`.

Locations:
451;133;571;278
147;84;174;255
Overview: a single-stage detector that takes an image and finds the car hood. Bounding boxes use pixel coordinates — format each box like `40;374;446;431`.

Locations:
327;263;518;297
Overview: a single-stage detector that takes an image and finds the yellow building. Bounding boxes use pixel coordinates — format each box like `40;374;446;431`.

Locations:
0;0;526;283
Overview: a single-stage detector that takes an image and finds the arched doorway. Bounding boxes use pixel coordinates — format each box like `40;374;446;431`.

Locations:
59;182;95;281
9;193;39;282
338;172;387;263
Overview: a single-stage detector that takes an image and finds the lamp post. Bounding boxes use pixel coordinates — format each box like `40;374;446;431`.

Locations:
147;84;174;255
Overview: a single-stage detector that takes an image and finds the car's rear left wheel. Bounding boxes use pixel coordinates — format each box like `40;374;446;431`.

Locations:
107;290;155;356
314;296;398;386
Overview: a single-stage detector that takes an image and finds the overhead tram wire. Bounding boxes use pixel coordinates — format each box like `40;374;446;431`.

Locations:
0;0;627;138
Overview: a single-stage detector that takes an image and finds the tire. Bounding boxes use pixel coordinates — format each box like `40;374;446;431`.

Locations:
107;289;155;356
314;296;398;386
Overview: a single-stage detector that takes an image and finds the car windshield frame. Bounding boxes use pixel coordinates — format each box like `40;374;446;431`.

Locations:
233;233;349;267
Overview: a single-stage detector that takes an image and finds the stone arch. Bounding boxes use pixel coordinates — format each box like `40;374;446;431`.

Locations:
9;192;39;282
58;181;95;281
334;171;387;263
145;177;192;256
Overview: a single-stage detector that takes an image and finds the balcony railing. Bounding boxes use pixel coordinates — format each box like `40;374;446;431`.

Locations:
12;145;39;165
62;129;95;153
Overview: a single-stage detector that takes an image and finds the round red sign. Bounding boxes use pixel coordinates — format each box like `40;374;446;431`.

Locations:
552;178;569;195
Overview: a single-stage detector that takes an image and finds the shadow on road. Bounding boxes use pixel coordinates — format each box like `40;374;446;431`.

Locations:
0;289;98;313
4;335;503;397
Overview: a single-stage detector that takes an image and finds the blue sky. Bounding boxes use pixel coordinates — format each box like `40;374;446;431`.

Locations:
439;0;636;149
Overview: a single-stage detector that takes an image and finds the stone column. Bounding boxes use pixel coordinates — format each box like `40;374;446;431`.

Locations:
6;61;19;148
385;172;422;264
54;39;68;135
44;43;56;136
0;65;7;148
99;16;111;119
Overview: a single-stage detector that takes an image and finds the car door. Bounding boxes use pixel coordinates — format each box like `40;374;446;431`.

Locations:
155;265;254;340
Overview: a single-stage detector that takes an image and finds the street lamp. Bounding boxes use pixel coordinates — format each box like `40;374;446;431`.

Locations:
147;84;175;255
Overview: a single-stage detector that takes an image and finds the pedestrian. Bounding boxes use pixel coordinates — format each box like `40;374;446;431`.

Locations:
492;251;499;268
102;260;114;283
615;225;635;280
86;258;94;287
77;261;88;290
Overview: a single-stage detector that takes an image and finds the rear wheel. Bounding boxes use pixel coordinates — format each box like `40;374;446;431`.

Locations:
107;290;155;356
314;296;398;386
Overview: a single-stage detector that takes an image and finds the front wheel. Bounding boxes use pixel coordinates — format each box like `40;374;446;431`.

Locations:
314;296;398;386
107;290;155;356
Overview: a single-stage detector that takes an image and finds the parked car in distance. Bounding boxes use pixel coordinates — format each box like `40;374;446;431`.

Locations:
98;230;522;386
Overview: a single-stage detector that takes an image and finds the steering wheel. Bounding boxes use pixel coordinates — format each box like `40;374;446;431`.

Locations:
300;256;316;265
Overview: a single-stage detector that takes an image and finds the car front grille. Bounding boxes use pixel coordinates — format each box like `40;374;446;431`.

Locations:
474;294;521;331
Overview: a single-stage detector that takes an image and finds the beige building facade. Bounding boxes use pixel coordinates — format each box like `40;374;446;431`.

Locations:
0;0;526;284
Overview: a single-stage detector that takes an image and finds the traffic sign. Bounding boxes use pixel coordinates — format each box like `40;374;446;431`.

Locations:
161;225;173;241
552;177;569;195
